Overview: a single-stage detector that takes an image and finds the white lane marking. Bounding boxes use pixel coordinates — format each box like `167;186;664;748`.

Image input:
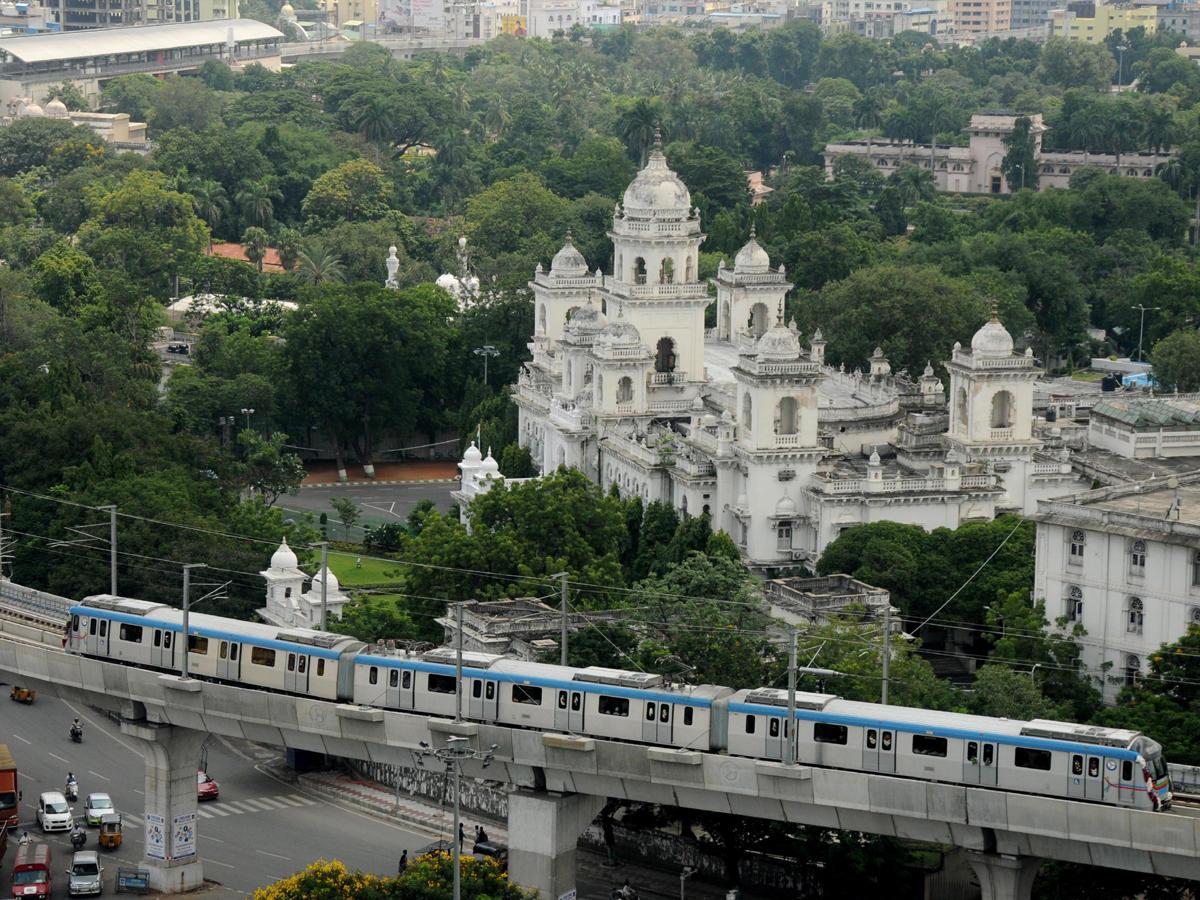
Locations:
18;771;34;780
225;802;254;814
201;857;235;869
12;735;31;744
208;806;231;817
195;809;213;819
256;797;288;809
123;815;142;826
276;796;304;807
287;795;316;806
240;799;274;811
48;753;69;763
202;835;224;843
133;790;143;796
257;850;290;860
88;771;110;781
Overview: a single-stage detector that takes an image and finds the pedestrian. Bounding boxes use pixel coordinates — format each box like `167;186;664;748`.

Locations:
356;557;362;568
475;825;488;845
398;850;407;874
458;822;465;851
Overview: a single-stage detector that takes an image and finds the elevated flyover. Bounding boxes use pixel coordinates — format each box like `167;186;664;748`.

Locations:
0;596;1197;899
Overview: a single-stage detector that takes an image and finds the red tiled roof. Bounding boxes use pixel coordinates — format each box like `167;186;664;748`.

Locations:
210;242;285;272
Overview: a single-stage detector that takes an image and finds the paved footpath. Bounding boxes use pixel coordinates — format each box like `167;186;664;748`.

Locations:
275;762;759;900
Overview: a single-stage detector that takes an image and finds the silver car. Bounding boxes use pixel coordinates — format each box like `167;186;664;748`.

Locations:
67;850;103;896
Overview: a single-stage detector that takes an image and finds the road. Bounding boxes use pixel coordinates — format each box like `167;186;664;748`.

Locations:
279;483;457;537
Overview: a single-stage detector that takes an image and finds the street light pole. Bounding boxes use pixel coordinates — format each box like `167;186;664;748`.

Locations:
550;571;569;666
241;407;255;430
1132;305;1160;362
785;628;797;766
1118;37;1130;90
882;604;892;706
97;505;117;596
310;541;329;631
473;344;498;385
181;563;207;680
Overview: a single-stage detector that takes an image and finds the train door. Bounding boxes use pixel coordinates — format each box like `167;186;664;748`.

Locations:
1068;753;1086;799
554;688;586;732
216;641;233;680
657;702;673;744
568;689;585;732
386;669;401;708
469;679;498;720
398;669;415;709
964;740;996;785
284;652;298;692
152;629;165;668
1084;754;1105;800
765;716;784;760
295;654;309;694
95;617;110;657
865;728;895;772
555;690;570;732
642;701;659;743
1117;758;1136;804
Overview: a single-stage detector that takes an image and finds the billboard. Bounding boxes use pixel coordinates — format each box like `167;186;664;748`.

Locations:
378;0;443;27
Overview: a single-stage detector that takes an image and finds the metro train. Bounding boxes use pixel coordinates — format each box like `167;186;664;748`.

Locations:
66;595;1174;811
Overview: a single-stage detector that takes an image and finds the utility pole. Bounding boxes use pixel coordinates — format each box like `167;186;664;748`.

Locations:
99;505;117;596
881;605;891;706
310;541;329;631
455;601;465;723
1132;305;1160;362
551;571;569;666
785;628;797;766
181;563;207;680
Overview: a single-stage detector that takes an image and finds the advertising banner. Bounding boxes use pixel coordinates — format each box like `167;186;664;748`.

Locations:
173;813;196;860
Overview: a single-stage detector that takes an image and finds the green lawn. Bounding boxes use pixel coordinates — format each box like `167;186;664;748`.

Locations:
1071;370;1103;382
324;552;404;586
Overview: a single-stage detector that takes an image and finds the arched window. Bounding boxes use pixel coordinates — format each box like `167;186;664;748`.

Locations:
1193;551;1200;586
991;391;1014;429
1125;655;1141;687
1126;597;1144;635
616;376;633;403
778;397;799;435
749;302;769;338
659;257;674;284
1143;169;1153;177
1066;585;1082;622
1109;168;1118;175
633;257;647;285
538;304;547;336
1130;540;1147;575
1190;607;1200;629
1059;167;1070;174
685;256;695;282
1069;529;1085;563
955;387;968;431
595;373;604;404
655;337;676;373
742;392;752;429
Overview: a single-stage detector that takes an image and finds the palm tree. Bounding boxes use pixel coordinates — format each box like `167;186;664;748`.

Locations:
919;93;953;174
189;179;228;254
1157;157;1200;245
482;98;508;137
434;129;469;170
242;227;269;273
1105;107;1141;170
891;165;937;207
236;177;282;230
356;96;397;166
1067;109;1103;166
275;227;302;273
853;92;884;162
295;240;346;285
884;106;919;166
669;99;700;143
1143;107;1175;156
617;97;661;168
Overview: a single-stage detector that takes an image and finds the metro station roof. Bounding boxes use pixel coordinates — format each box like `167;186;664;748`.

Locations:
0;18;282;64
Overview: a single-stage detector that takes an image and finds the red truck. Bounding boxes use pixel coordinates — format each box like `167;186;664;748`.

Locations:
0;744;20;828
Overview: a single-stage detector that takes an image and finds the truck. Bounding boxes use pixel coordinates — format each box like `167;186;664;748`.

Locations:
0;743;20;828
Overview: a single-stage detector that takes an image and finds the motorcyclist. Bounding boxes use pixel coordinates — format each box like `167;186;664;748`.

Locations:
70;717;82;736
65;772;78;798
70;820;86;848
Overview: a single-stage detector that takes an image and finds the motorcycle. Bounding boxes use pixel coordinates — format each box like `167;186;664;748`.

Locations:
71;822;87;850
70;723;82;743
609;882;639;900
65;779;78;802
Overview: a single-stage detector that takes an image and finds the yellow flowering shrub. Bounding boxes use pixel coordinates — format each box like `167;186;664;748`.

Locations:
252;855;537;900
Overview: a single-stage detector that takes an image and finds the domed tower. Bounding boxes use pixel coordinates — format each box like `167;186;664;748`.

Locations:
529;229;604;352
590;308;652;416
604;129;708;390
731;310;823;453
260;539;306;624
713;225;793;342
559;298;605;402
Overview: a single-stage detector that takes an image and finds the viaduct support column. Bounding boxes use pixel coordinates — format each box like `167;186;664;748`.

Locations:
120;720;208;894
507;790;604;900
967;851;1043;900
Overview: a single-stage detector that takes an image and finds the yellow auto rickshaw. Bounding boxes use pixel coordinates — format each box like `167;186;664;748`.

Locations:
99;814;122;851
9;686;34;703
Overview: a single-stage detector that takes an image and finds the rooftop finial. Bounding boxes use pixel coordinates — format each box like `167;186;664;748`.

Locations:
566;226;573;244
777;299;784;326
653;125;662;152
990;298;999;322
750;222;757;241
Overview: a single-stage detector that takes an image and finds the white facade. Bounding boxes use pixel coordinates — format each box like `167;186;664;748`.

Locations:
504;138;1085;571
258;539;348;629
1088;396;1200;459
1034;475;1200;701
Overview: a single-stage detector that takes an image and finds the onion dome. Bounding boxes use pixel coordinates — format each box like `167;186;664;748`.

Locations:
270;539;299;570
756;321;801;362
971;300;1014;357
480;447;499;476
313;566;339;593
776;492;797;516
736;492;749;510
568;299;605;333
622;128;691;217
733;224;771;274
595;308;641;348
550;229;589;277
868;449;882;466
21;102;44;118
462;440;482;465
44;98;68;119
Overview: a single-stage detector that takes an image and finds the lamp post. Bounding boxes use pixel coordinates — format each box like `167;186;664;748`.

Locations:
310;541;328;631
180;563;207;680
473;345;498;385
1131;305;1160;362
413;737;498;900
1118;37;1130;91
241;407;255;430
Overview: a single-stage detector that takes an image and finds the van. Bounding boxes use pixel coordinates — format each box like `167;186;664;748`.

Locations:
12;841;52;899
67;850;103;896
36;792;71;832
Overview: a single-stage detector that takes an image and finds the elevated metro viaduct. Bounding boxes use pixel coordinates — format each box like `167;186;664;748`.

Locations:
2;625;1200;900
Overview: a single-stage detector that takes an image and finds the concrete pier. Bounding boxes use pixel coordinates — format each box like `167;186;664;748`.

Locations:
507;790;606;900
120;720;208;894
967;851;1043;900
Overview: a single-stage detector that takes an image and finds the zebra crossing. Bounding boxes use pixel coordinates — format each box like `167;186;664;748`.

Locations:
120;794;316;826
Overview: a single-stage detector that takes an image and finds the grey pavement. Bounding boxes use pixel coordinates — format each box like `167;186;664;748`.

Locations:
279;482;458;533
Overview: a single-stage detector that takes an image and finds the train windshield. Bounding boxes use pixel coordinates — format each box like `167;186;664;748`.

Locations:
1148;752;1168;781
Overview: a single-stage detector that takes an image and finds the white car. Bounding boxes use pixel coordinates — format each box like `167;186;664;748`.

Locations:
84;793;113;827
36;791;72;832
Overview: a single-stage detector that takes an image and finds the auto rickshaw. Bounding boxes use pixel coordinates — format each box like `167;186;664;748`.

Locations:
9;685;34;703
98;814;122;851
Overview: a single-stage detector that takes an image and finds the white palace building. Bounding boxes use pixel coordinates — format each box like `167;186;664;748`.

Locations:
486;136;1083;571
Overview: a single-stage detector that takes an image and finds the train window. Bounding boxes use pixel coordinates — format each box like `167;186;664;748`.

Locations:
163;633;172;649
428;674;456;694
287;653;296;672
646;703;657;721
769;719;780;737
368;667;378;685
1015;748;1052;771
220;642;228;660
486;682;495;700
230;644;238;660
1122;760;1133;781
298;656;307;674
683;708;693;726
814;723;848;745
390;670;399;688
318;659;326;677
188;635;208;654
868;730;878;750
598;695;630;717
571;693;581;711
967;741;977;763
1072;755;1083;775
558;691;568;709
99;621;107;637
660;704;669;723
1088;757;1100;778
251;647;276;667
912;735;948;757
745;715;756;735
119;624;142;643
512;685;542;705
472;681;482;699
882;732;892;751
89;618;97;636
153;630;161;648
982;744;994;767
400;670;409;688
72;615;80;632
